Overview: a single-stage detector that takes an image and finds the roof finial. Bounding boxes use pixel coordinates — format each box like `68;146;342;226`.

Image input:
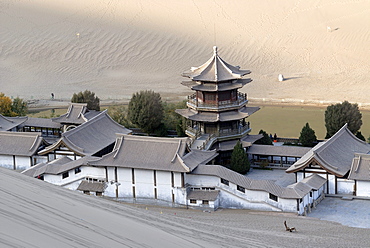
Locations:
213;46;218;55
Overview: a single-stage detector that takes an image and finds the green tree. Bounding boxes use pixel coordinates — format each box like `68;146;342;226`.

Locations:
71;90;100;111
11;97;28;116
355;131;366;142
107;105;132;127
0;93;15;116
367;135;370;144
325;101;362;138
299;123;317;147
163;100;187;137
230;141;250;174
255;130;273;145
127;90;164;134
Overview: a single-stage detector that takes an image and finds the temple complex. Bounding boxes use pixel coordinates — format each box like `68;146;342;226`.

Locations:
176;47;261;159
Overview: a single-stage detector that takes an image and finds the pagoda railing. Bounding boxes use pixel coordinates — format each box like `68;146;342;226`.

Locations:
187;123;251;150
187;92;248;110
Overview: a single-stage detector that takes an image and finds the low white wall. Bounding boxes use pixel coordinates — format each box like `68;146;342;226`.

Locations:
15;156;31;170
357;181;370;197
337;179;354;194
0;155;15;169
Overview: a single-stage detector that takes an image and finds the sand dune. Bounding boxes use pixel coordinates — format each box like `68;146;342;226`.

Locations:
1;0;370;106
1;167;370;247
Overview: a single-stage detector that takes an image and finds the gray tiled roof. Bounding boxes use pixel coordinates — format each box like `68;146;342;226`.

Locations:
214;135;263;151
182;46;251;82
0;131;44;156
348;153;370;181
247;144;311;157
22;156;99;177
187;190;220;201
0;115;27;131
22;156;73;177
77;180;106;192
182;149;218;171
22;117;62;129
182;79;252;92
300;174;327;190
176;106;259;122
89;135;191;172
286;124;370;177
241;134;264;147
39;111;132;156
192;164;323;199
52;103;100;125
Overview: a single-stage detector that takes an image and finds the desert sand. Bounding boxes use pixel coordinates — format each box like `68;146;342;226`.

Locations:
1;166;370;247
1;0;370;107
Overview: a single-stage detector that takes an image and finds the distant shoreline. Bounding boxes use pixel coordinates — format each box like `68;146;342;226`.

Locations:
27;98;370;112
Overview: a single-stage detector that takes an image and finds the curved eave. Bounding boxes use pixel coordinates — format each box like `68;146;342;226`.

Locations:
187;79;252;92
286;155;347;177
182;47;251;82
38;138;86;156
175;107;257;122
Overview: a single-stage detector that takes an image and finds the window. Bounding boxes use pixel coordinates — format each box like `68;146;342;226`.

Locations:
171;172;174;187
221;178;229;186
62;172;69;179
237;185;245;193
190;199;197;204
202;187;215;191
153;170;157;186
269;193;278;202
74;167;81;174
202;200;209;205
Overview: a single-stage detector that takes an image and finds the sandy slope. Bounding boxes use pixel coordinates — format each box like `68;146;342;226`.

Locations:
1;167;370;247
1;0;370;107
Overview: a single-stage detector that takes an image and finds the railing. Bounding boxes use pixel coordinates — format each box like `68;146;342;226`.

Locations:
189;124;251;150
185;126;201;139
187;92;248;110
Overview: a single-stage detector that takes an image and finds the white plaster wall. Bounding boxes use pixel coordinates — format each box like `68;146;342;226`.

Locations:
0;155;14;169
44;174;62;185
187;174;298;212
279;198;297;212
173;187;187;205
357;181;370;197
173;172;182;187
245;190;267;202
105;167;118;197
218;190;280;211
186;174;220;187
34;156;48;165
15;156;31;170
156;170;172;202
135;169;155;198
337;179;354;194
327;174;336;194
44;166;105;187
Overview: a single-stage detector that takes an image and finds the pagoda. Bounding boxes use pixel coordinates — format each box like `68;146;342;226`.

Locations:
176;47;260;153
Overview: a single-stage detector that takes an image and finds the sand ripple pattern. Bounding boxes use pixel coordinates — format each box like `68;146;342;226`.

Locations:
0;0;369;105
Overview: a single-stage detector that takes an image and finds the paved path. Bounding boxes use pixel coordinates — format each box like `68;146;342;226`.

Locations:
308;197;370;229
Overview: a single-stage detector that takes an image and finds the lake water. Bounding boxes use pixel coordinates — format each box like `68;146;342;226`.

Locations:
29;105;370;141
247;105;370;140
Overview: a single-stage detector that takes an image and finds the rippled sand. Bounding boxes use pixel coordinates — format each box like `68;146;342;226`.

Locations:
1;0;369;107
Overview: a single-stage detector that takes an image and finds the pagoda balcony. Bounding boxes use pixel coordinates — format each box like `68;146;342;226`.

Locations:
186;124;251;150
187;92;248;112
